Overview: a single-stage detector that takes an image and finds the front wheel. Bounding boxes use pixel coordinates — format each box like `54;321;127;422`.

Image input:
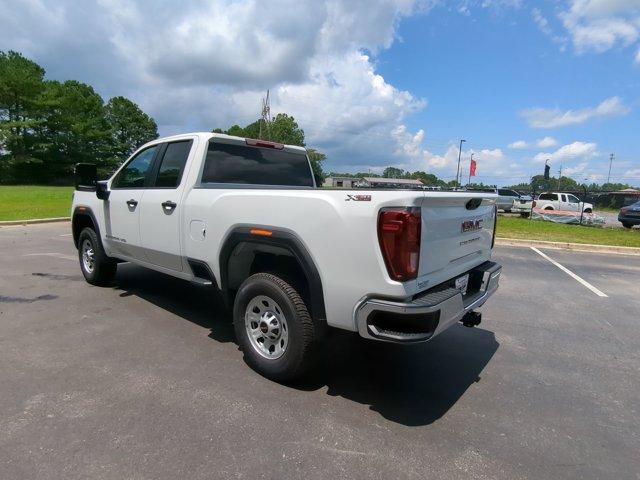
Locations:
78;227;117;286
622;221;633;229
233;273;319;382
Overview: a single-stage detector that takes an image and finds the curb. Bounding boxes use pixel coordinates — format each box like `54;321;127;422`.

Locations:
0;217;70;227
496;237;640;256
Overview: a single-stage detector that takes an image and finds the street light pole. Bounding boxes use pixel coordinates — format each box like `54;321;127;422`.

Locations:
456;139;466;188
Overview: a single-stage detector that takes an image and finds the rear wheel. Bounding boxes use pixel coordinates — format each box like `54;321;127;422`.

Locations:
233;273;318;382
78;227;117;286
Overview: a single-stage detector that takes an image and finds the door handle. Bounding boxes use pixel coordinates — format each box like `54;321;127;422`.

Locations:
126;199;138;208
162;200;177;211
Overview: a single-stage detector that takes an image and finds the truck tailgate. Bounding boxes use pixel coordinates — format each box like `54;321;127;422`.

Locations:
417;194;496;291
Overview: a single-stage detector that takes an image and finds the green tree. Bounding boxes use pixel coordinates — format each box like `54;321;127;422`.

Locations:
0;50;46;179
411;171;445;186
383;166;406;178
38;80;111;181
105;96;158;168
270;113;305;145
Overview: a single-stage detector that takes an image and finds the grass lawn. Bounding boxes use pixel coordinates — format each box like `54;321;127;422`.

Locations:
0;186;74;221
497;215;640;248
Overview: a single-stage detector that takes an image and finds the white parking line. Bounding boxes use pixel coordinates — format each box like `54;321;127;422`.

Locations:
530;247;608;298
59;233;72;237
22;252;77;261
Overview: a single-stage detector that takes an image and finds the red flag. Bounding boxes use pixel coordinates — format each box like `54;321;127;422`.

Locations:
470;158;477;176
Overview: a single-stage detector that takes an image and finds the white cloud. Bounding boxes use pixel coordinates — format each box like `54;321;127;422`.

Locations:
520;96;630;128
536;136;558;148
636;48;640;62
533;141;599;162
563;162;589;176
0;0;428;168
560;0;640;58
508;137;557;149
532;8;568;48
508;140;528;149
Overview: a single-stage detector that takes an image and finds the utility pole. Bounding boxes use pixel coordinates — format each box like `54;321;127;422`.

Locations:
607;153;614;185
557;163;562;191
467;153;474;186
455;139;466;188
259;89;272;140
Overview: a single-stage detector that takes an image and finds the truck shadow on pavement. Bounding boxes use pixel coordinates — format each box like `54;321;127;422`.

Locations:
113;264;499;427
316;327;499;426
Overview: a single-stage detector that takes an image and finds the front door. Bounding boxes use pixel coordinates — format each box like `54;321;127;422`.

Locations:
139;139;194;271
104;144;160;259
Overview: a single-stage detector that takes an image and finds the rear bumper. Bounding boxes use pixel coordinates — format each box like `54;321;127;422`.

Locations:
618;214;640;225
355;261;502;343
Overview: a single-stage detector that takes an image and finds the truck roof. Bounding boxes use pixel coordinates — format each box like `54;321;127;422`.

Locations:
146;132;308;154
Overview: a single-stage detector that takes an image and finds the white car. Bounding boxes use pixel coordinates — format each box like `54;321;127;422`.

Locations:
71;132;501;381
533;192;594;213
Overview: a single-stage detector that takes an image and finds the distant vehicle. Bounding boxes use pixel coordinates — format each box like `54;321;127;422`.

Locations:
496;189;522;212
533;192;593;213
618;201;640;228
468;187;519;212
511;193;534;217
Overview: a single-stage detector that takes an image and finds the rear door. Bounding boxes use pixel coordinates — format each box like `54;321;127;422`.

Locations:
105;144;160;258
417;194;495;288
138;138;195;271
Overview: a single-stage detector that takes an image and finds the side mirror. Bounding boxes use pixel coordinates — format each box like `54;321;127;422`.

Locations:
96;181;110;200
75;163;97;191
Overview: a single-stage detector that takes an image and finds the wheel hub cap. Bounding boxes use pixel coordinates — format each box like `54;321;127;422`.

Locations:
245;295;288;359
81;239;95;273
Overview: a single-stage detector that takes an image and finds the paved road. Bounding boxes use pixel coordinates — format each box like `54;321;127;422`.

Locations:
1;223;639;480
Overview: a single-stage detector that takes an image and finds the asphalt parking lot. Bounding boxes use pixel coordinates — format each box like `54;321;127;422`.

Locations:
1;223;639;480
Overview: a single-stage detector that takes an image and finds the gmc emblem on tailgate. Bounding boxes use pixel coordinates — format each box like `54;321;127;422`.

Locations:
461;218;483;233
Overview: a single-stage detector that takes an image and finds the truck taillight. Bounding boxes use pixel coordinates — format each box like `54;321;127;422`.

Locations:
377;207;421;282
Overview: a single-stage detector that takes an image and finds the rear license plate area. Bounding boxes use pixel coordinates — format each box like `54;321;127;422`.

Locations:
455;274;469;295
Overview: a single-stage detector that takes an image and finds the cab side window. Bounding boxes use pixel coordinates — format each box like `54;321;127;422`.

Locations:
153;140;193;188
112;146;159;189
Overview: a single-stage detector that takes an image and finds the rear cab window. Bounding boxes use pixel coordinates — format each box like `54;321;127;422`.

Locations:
152;140;193;188
201;141;313;187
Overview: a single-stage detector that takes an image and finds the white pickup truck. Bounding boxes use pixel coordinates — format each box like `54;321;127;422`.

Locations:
72;132;501;381
533;192;594;213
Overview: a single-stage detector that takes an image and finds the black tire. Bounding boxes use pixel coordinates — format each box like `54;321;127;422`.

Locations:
622;222;633;229
233;273;318;382
584;208;592;213
78;227;117;286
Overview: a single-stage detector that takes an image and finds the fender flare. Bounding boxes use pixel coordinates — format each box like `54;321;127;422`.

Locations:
219;227;326;320
71;206;102;249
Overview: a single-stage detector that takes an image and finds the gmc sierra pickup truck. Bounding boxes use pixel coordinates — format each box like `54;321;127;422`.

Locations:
72;132;502;381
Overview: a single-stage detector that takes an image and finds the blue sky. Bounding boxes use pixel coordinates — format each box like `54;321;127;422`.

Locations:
1;0;638;186
372;2;640;186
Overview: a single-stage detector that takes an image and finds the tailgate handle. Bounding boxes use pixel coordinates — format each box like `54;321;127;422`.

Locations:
466;198;482;210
